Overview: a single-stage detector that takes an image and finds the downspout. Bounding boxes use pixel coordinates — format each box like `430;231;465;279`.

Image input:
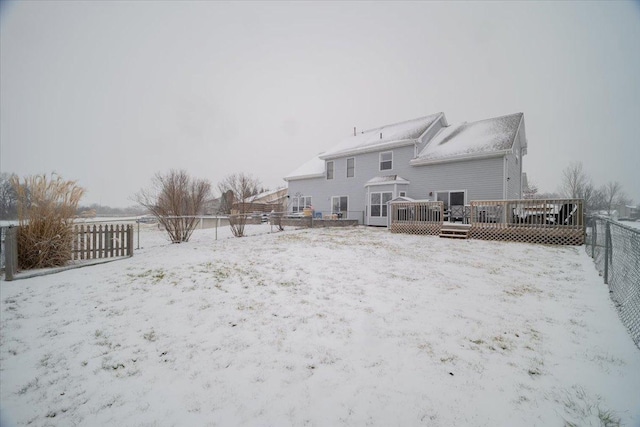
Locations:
519;148;523;198
503;156;508;200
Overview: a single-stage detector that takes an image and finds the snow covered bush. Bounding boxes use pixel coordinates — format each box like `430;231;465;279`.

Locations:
12;173;84;269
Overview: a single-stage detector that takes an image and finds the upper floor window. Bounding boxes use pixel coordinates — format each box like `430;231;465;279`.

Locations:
380;152;392;170
326;161;334;180
346;157;355;178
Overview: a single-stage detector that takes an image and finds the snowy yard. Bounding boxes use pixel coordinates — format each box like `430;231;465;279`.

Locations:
1;225;639;426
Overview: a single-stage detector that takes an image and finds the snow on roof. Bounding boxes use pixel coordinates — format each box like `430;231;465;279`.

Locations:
415;113;523;162
246;187;288;203
320;113;442;159
284;155;325;181
364;175;410;186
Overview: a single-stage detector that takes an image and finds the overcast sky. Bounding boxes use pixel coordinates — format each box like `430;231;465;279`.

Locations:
1;1;639;207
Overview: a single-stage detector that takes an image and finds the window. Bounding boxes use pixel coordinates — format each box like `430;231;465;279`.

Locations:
380;152;392;170
326;161;334;180
399;191;406;197
332;196;348;217
291;196;312;213
370;192;392;217
346;157;355;178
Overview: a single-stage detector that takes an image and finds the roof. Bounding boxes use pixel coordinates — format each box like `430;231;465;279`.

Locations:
283;155;325;181
412;113;523;164
319;113;443;160
246;187;288;203
364;175;410;187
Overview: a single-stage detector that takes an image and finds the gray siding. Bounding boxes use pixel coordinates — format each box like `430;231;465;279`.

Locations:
505;123;525;199
287;125;522;224
407;157;505;202
288;148;506;220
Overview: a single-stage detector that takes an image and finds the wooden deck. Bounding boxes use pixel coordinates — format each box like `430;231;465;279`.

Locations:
391;199;585;245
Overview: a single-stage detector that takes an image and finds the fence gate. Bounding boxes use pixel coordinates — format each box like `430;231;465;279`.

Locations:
72;224;134;260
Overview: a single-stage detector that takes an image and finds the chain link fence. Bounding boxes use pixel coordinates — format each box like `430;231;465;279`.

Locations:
585;216;640;348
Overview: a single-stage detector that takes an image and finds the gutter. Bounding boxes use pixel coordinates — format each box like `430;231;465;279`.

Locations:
409;149;512;166
319;139;417;160
283;173;325;182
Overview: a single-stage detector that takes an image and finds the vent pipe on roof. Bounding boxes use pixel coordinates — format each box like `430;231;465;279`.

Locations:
380;132;382;139
354;127;356;136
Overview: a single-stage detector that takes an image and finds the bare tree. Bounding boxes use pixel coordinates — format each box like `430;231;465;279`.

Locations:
217;189;234;215
136;170;211;243
561;162;589;199
217;173;261;237
523;179;539;199
602;181;626;215
0;172;18;220
560;161;608;213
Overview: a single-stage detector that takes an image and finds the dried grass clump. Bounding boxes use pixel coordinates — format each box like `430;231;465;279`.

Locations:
12;174;84;270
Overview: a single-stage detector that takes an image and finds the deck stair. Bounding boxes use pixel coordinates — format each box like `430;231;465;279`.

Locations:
439;223;470;239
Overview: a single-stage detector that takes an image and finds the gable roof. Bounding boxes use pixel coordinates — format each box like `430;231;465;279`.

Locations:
411;112;523;165
246;187;288;203
319;113;443;160
283;155;325;181
364;175;410;187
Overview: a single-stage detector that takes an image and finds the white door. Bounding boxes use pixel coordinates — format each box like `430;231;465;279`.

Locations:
368;191;392;226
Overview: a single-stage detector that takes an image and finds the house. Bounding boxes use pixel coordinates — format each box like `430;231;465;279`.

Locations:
612;204;640;221
284;112;527;226
231;187;288;214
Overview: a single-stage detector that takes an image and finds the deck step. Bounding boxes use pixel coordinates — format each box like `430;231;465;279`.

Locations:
439;226;470;239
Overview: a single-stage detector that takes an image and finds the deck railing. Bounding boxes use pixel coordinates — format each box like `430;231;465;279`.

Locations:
389;199;585;245
467;199;584;245
390;201;444;235
470;199;584;228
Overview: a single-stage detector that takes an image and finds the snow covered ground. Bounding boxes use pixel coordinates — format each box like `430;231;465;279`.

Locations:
1;225;639;426
619;220;640;230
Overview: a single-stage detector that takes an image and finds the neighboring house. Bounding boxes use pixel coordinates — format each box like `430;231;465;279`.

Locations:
283;112;527;226
232;187;288;214
612;204;640;220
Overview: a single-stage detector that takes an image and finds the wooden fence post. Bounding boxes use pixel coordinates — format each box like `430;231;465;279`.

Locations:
127;225;134;257
106;225;113;257
4;227;18;281
591;219;596;259
604;221;611;285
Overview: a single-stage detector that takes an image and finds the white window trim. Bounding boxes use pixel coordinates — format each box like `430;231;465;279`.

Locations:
399;191;406;197
370;191;393;217
331;195;349;215
291;196;312;213
433;189;467;205
346;157;355;178
326;161;334;180
379;151;393;171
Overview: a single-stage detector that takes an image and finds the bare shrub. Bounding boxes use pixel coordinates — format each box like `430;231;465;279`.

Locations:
136;170;211;243
12;173;85;269
0;172;19;220
217;173;261;237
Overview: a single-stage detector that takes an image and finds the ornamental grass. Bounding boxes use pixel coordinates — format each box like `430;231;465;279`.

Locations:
12;174;84;270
